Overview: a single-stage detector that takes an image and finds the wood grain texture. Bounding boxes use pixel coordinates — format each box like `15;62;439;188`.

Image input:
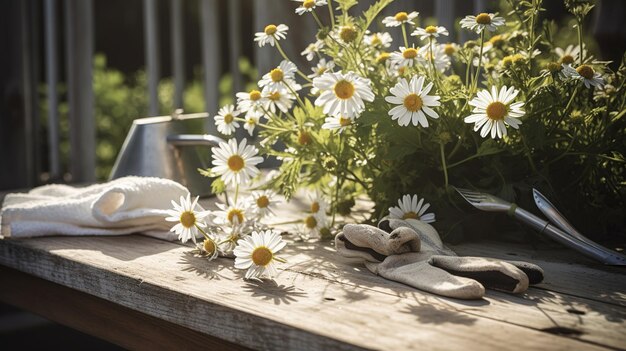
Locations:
0;265;251;351
1;235;625;351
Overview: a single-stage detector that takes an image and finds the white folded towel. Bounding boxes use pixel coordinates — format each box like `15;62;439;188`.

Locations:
0;176;191;240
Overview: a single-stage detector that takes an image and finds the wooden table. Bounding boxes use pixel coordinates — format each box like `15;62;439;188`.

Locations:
0;200;625;350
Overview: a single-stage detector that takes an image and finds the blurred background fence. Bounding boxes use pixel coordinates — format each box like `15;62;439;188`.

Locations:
1;0;624;190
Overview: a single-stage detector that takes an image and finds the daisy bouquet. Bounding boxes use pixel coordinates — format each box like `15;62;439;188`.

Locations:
204;0;624;245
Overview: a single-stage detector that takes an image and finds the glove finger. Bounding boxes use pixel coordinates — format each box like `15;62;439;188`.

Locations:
375;253;485;300
504;260;544;285
430;255;529;294
335;232;387;263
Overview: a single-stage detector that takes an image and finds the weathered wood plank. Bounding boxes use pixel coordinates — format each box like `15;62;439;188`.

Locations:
0;235;623;350
0;265;251;351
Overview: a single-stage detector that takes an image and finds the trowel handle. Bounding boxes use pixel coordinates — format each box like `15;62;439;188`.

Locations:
167;134;224;147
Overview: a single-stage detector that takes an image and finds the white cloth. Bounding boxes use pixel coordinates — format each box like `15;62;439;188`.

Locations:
0;176;190;240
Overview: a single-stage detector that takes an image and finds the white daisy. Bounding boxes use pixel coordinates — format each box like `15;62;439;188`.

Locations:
302;212;327;239
259;60;300;91
385;75;440;127
214;105;240;136
312;71;375;118
422;45;451;72
411;25;448;41
248;190;279;219
254;24;289;47
234;230;286;281
211;138;264;186
308;190;328;215
322;115;353;133
308;58;335;79
214;200;250;226
301;40;324;61
244;115;260;136
363;31;393;48
464;86;525;139
165;194;211;244
390;46;423;67
388;194;435;223
263;87;295;114
200;234;220;261
382;11;419;27
294;0;327;15
562;64;605;89
555;44;587;65
236;89;266;117
442;43;459;56
460;13;505;34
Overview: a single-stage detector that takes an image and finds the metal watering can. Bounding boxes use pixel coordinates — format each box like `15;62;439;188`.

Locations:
109;110;223;196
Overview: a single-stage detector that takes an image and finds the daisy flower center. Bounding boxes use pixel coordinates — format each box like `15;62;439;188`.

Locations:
340;26;357;43
298;130;312;145
227;208;244;224
256;195;270;208
502;55;514;68
334;80;355;100
475;13;492;25
227;155;245;171
311;202;320;213
270;68;284;82
397;66;407;75
303;0;316;9
179;211;196;228
371;35;382;46
249;90;262;101
203;239;216;255
251;246;273;266
444;44;455;55
546;62;561;72
317;67;328;75
264;24;277;35
576;65;594;79
403;93;423;112
425;26;437;34
320;227;331;238
489;35;504;46
394;12;408;22
305;215;318;229
224;113;234;123
268;91;281;101
560;55;575;65
486;101;507;121
247;118;257;126
339;117;352;127
376;52;390;64
402;48;418;59
402;211;419;220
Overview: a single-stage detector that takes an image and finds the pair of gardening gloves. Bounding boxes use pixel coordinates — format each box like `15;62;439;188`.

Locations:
335;218;544;299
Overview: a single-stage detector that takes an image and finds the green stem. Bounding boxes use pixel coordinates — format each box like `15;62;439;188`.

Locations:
195;224;212;241
284;80;308;108
577;17;584;65
439;143;449;189
401;24;409;48
327;0;334;29
311;11;324;29
471;30;486;94
274;256;287;263
234;183;240;204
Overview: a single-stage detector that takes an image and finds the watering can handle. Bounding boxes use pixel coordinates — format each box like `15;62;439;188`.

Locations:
167;134;224;147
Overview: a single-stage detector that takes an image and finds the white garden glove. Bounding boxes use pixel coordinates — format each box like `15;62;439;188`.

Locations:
335;218;544;300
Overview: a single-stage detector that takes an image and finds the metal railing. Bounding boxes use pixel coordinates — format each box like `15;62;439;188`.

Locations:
38;0;487;184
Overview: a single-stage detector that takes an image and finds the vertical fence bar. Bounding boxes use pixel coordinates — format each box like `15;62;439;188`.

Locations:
44;0;60;179
65;0;95;182
227;0;243;97
200;0;219;132
436;0;456;42
144;0;160;116
171;0;184;109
